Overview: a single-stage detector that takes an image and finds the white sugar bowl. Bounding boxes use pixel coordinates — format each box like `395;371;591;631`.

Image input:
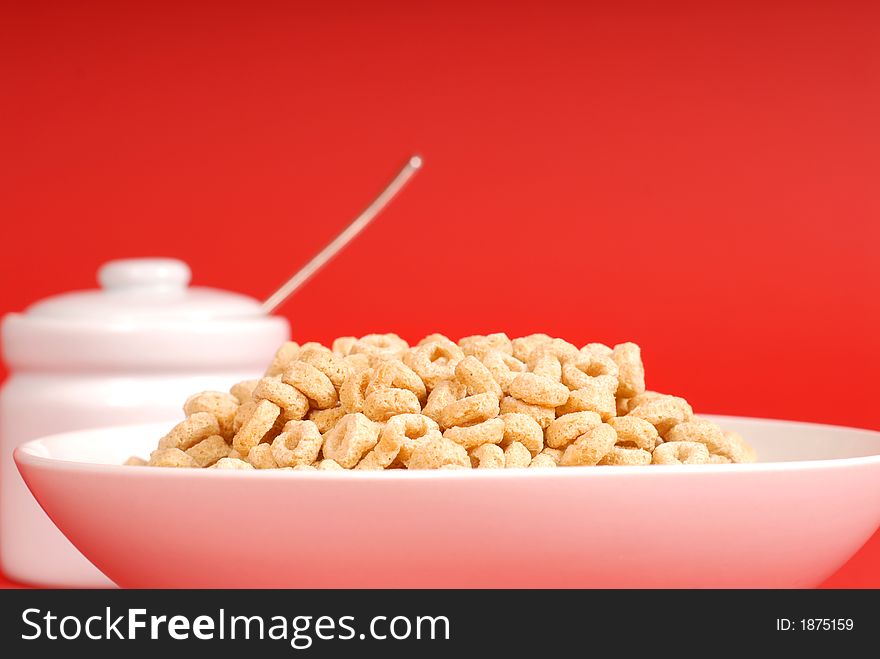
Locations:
0;258;289;586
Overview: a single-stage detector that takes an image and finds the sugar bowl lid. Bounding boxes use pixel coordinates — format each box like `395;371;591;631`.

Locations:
3;258;290;370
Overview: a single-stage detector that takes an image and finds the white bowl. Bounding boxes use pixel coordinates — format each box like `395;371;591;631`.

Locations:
14;415;880;588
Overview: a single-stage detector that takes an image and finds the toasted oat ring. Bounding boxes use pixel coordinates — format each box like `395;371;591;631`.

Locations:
499;396;555;429
368;359;427;403
321;413;380;468
580;342;613;358
229;379;260;404
283;361;338;409
723;430;757;463
561;354;619;392
628;395;694;436
559;423;618;466
183;391;239;440
252;376;310;420
508;373;570;407
209;457;255;470
318;459;345;470
458;333;513;358
455;356;503;399
612;342;646;398
271;419;324;467
665;418;726;453
386;414;443;466
405;436;470;470
422;379;467;424
307;405;346;434
469;443;505;468
185;435;230;467
598;446;652;466
606;416;659;451
331;336;358;357
503;441;532;468
148;448;197;468
511;333;553;362
443;417;505;450
540;447;563;464
247;443;279;469
405;341;464;390
362;387;422;422
526;339;580;365
339;367;373;413
556;381;617;420
545;411;603;449
439;392;500;430
500;412;544;456
652;441;710;465
159;412;221;451
298;345;350;388
479;350;526;394
528;454;558;468
356;418;410;470
232;399;281;455
265;341;301;377
528;354;562;382
350;333;409;361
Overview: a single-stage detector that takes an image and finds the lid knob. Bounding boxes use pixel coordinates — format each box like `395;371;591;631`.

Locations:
98;259;192;292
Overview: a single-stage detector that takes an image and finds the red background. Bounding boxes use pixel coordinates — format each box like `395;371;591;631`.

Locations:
1;1;878;587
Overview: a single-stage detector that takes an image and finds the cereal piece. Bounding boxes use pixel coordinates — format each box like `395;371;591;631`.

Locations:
612;342;646;398
298;345;350;388
405;435;469;470
559;424;618;466
233;399;257;434
556;381;618;420
723;430;757;463
503;441;532;468
439;392;500;429
293;464;318;471
229;379;260;404
183;391;239;439
283;361;338;409
232;399;281;456
545;411;603;449
508;373;570;407
355;419;409;470
458;333;513;357
210;457;255;470
527;338;580;364
363;387;422;422
186;434;231;467
528;454;558;468
253;376;309;421
321;413;381;468
625;391;666;411
265;341;301;376
247;443;279;469
271;420;324;467
226;449;242;460
628;395;693;436
343;353;372;372
598;446;652;466
479;350;527;394
158;412;221;451
540;447;563;464
332;336;358;356
529;354;562;382
318;459;344;471
422;379;467;424
616;397;632;416
148;448;197;468
123;456;147;466
443;417;505;450
581;342;613;358
499;396;555;429
440;464;469;470
708;454;732;464
386;414;443;465
455;356;503;399
665;418;726;451
350;333;409;361
511;333;552;362
561;354;619;392
606;416;659;451
307;405;346;434
367;359;427;403
470;443;505;468
500;412;544;456
404;341;464;390
652;441;710;465
339;368;373;413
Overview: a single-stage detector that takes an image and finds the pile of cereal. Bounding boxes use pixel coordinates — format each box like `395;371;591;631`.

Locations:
127;333;756;470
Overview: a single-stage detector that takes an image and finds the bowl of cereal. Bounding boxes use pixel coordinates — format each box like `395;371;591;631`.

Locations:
15;333;880;587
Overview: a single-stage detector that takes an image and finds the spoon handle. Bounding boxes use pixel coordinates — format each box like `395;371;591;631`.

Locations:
261;155;423;314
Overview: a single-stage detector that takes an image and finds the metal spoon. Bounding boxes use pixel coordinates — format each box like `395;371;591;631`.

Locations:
261;155;423;314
